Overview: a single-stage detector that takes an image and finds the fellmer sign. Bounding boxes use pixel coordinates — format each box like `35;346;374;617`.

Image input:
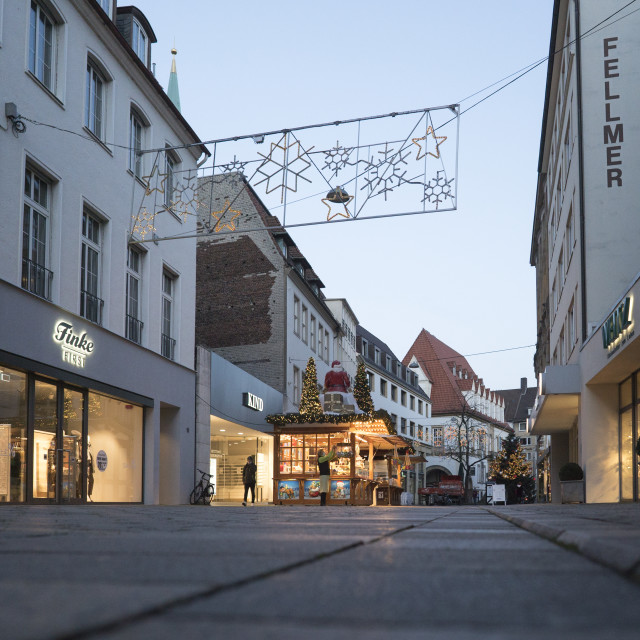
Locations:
53;321;95;368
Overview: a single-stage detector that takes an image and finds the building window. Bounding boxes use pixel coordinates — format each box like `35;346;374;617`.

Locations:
568;299;576;353
410;395;415;411
391;385;397;402
80;211;103;324
361;338;368;358
161;271;176;360
380;379;387;397
97;0;112;15
132;18;147;65
293;365;301;405
374;347;381;365
85;62;105;140
129;110;145;178
318;323;324;356
293;296;300;336
400;418;406;433
518;422;527;432
164;150;178;210
28;1;56;91
566;204;575;258
409;422;415;438
418;400;423;414
401;390;407;406
22;166;53;300
126;247;143;344
386;355;391;371
302;305;308;344
366;372;374;391
324;330;329;362
433;427;443;447
310;316;316;352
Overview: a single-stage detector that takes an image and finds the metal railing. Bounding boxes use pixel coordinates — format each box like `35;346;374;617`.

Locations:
161;333;175;360
21;258;53;300
126;314;143;344
80;290;104;325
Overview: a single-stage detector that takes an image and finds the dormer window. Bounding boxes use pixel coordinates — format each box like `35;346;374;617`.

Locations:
97;0;112;17
132;19;148;64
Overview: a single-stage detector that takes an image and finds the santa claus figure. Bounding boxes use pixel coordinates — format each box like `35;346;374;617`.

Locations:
324;360;351;393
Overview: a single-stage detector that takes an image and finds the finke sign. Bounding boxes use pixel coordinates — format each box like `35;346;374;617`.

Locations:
53;321;94;368
242;392;264;412
602;297;633;353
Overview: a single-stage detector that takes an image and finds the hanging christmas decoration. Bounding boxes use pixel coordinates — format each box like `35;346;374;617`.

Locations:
411;125;447;161
422;170;455;210
322;186;353;221
141;164;167;196
210;199;242;233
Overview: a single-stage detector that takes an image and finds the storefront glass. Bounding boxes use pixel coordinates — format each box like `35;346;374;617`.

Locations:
33;380;58;499
88;393;143;502
62;388;84;501
278;432;352;477
0;368;27;503
620;408;634;501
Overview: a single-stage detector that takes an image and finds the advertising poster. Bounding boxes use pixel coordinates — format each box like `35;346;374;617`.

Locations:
330;479;350;500
304;479;321;499
278;480;299;500
492;484;506;504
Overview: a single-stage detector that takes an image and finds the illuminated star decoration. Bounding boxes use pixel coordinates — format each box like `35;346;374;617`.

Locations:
210;198;242;232
132;207;156;239
322;187;354;221
254;135;314;203
141;165;167;196
411;126;447;161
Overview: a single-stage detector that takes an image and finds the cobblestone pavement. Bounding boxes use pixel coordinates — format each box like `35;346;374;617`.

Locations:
2;503;640;640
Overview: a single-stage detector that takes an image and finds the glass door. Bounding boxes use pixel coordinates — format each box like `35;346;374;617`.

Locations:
31;379;85;503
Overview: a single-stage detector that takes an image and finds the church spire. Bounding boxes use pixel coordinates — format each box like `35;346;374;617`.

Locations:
167;46;181;112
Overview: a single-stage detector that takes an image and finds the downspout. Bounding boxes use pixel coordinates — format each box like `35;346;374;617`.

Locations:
575;0;588;342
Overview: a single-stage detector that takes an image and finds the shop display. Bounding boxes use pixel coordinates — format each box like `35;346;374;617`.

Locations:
278;480;299;500
330;479;350;500
304;479;321;499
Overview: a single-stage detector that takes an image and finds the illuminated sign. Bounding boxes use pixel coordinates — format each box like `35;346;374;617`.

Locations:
53;321;94;368
242;392;264;412
602;297;633;351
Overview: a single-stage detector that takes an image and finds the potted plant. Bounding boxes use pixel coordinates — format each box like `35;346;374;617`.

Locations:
559;462;585;503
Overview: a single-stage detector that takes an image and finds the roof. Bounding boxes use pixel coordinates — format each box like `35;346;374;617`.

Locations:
497;386;538;424
403;329;507;426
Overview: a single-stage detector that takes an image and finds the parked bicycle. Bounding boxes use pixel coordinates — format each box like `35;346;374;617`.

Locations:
190;468;215;505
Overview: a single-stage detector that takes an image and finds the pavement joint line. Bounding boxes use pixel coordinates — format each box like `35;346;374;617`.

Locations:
48;515;442;640
485;508;640;585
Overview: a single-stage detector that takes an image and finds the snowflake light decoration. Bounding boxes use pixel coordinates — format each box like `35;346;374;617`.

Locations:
254;135;314;203
359;143;413;201
322;140;354;178
219;155;248;174
132;207;156;239
422;171;455;209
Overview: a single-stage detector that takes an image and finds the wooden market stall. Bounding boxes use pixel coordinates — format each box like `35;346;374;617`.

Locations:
272;418;413;506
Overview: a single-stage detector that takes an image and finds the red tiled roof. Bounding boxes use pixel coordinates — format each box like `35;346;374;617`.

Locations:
402;329;506;423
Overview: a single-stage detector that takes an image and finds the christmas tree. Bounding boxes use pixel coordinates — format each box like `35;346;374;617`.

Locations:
353;362;374;415
489;431;534;503
299;357;323;420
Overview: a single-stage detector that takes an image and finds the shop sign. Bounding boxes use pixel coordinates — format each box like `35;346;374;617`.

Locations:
242;392;264;412
602;297;633;352
53;321;94;368
96;450;108;472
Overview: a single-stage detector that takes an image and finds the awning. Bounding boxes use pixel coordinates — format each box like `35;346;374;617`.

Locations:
529;365;580;435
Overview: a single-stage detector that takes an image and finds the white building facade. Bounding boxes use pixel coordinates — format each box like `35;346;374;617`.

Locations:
530;0;640;503
0;0;207;504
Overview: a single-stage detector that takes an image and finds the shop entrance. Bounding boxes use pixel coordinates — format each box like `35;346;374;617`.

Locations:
31;378;85;504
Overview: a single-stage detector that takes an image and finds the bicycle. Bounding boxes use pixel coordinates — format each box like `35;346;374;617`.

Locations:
190;468;215;505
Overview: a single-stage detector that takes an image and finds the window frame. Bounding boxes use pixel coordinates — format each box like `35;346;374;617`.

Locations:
293;296;300;336
85;60;105;140
28;1;56;92
132;18;148;65
80;210;103;324
129;109;145;179
161;270;176;359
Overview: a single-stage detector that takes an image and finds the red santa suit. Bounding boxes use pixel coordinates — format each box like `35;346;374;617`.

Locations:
324;364;351;392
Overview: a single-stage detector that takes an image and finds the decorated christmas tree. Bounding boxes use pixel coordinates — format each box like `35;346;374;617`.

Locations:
353;362;374;415
299;357;323;420
489;431;534;503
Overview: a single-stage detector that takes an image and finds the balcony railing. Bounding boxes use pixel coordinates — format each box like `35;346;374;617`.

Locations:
21;259;53;300
126;314;143;344
80;290;104;325
161;333;175;360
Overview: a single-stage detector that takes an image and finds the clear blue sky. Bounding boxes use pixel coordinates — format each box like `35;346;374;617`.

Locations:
134;0;555;391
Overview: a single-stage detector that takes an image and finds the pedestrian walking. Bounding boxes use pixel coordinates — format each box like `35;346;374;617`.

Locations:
317;446;336;506
242;455;257;506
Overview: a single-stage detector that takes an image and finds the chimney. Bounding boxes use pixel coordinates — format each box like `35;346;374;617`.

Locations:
520;377;527;395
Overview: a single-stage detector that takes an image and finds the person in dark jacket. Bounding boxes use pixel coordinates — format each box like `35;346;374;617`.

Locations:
242;456;257;506
317;447;336;506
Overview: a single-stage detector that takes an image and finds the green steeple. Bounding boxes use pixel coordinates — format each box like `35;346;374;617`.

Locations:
167;47;181;112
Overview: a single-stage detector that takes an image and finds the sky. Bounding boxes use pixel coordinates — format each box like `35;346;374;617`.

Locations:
133;0;555;391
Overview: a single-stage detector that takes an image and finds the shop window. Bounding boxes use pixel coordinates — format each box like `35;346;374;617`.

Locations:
278;433;351;477
22;165;53;300
88;392;143;502
80;210;103;324
0;367;27;503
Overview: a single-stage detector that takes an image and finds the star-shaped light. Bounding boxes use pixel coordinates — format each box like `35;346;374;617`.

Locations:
141;165;168;196
132;207;156;239
211;199;242;232
411;126;447;161
321;187;354;221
